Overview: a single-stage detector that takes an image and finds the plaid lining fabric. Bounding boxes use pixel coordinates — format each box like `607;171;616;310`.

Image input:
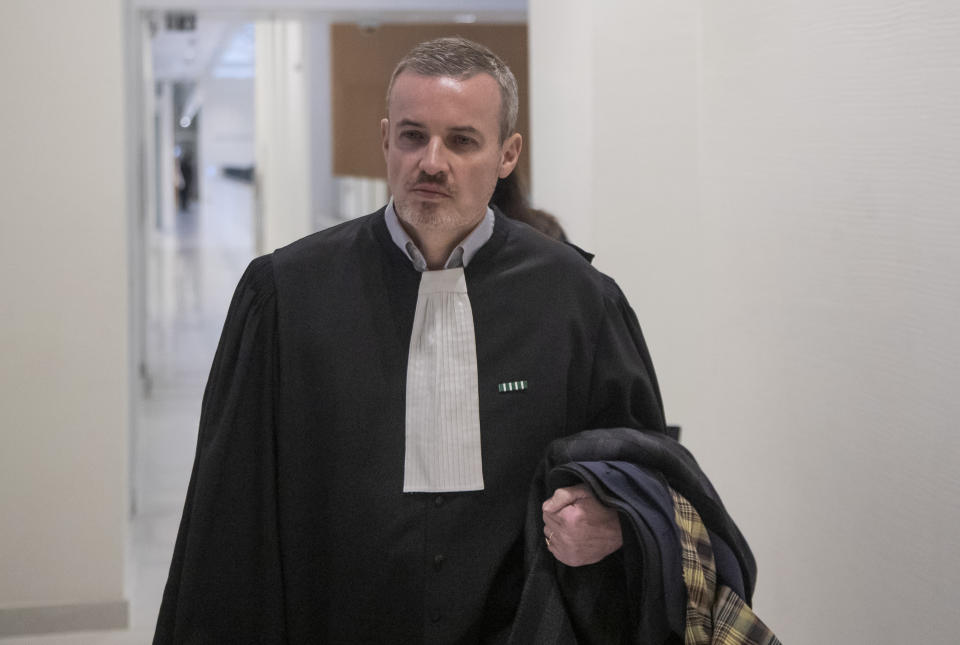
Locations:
673;488;716;644
711;587;782;645
671;489;782;645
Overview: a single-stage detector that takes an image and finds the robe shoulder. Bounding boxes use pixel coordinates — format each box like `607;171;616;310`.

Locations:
494;214;629;298
495;215;653;339
271;209;386;279
231;252;277;305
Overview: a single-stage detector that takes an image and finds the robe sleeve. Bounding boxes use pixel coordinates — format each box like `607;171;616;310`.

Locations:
584;275;667;434
154;256;286;644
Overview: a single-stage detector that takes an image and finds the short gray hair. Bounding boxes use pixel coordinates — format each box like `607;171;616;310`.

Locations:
386;36;519;142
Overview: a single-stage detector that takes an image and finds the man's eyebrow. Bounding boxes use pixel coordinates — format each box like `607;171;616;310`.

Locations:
395;119;482;136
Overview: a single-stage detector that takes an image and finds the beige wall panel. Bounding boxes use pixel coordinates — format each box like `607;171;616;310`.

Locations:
530;1;960;642
0;0;128;619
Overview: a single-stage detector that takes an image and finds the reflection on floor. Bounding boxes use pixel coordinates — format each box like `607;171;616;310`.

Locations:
1;179;254;644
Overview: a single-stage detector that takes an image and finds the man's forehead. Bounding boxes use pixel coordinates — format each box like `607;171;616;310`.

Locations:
389;69;497;95
387;71;501;126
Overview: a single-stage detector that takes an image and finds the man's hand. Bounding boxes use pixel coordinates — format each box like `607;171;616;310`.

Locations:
542;484;623;566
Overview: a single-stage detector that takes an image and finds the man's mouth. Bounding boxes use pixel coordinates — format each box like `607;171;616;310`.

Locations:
412;185;451;198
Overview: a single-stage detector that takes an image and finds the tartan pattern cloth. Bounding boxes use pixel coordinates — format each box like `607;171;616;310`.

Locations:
671;489;782;645
673;487;716;643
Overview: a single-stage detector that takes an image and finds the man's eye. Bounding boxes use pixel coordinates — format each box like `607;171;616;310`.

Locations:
400;130;424;142
452;135;477;148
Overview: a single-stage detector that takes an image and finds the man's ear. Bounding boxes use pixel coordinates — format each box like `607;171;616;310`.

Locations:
380;118;390;159
498;132;523;178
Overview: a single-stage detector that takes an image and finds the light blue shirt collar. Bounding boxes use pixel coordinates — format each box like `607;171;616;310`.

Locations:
385;200;495;272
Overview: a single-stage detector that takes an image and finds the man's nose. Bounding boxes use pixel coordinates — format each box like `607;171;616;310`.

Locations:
419;137;448;176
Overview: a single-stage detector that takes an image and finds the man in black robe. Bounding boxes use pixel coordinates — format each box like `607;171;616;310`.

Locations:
155;37;665;644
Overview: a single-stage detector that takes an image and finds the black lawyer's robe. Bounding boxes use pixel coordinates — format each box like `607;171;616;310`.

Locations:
154;208;666;644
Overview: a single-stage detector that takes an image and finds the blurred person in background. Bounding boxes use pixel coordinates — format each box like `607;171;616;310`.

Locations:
490;171;568;243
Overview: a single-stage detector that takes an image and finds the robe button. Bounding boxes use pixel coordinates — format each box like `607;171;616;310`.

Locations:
434;495;444;507
433;554;446;571
431;610;442;623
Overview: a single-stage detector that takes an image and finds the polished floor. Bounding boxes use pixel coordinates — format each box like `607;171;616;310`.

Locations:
1;179;255;644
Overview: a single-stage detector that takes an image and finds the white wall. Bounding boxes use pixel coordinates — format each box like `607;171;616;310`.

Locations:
255;19;313;253
200;77;256;170
157;81;177;232
528;2;596;250
530;1;960;642
0;0;128;630
306;16;340;231
199;75;256;253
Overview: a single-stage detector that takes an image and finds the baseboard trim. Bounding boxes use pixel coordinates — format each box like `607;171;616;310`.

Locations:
0;600;128;637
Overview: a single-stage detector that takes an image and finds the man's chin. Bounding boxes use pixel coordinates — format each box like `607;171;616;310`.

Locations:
397;203;455;229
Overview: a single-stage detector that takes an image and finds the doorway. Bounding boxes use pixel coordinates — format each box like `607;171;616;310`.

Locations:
125;4;527;636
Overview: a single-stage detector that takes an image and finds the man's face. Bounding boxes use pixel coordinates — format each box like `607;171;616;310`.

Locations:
381;72;521;239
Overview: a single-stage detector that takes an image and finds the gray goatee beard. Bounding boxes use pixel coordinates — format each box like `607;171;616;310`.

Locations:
395;198;461;230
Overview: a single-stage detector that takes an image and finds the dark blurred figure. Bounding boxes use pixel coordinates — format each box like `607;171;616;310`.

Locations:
177;151;194;211
491;172;568;242
222;164;256;183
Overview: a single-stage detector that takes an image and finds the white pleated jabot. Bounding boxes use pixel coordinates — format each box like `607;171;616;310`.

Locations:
402;268;485;492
